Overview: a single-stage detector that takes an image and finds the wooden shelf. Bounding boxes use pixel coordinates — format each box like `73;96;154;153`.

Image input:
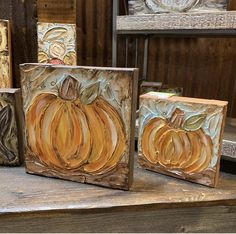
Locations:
117;11;236;35
1;157;236;232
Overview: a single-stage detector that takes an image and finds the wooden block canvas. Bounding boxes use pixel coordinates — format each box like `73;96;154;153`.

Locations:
0;20;12;88
38;22;77;65
129;0;228;14
140;82;183;96
0;89;23;166
20;64;138;190
138;92;228;187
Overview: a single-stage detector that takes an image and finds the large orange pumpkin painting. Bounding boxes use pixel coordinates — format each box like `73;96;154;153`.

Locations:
139;94;228;187
27;76;126;175
21;64;137;190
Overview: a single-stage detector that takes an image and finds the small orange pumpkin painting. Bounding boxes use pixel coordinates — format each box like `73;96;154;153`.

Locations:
138;94;228;187
26;76;126;175
141;108;213;174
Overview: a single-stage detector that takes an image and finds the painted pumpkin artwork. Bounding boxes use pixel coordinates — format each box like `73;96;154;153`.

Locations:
138;93;228;187
27;76;126;174
0;90;23;166
21;64;138;190
38;23;77;65
0;20;12;88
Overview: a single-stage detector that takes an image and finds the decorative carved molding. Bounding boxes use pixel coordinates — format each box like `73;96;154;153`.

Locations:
129;0;228;14
117;12;236;33
222;140;236;159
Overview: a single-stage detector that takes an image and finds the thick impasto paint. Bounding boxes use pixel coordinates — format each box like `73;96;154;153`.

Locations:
0;20;12;88
138;92;228;187
0;89;23;166
20;64;138;190
38;22;77;65
129;0;228;14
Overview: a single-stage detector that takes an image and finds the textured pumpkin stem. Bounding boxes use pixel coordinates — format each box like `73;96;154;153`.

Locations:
59;76;79;101
169;108;185;129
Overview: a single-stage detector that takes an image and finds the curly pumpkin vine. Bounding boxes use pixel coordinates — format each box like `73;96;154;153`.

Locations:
26;76;126;175
141;108;213;174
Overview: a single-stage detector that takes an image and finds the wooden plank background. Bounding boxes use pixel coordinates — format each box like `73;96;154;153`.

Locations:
0;0;235;117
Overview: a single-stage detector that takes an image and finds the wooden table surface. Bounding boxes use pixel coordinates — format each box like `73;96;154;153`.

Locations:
1;157;236;232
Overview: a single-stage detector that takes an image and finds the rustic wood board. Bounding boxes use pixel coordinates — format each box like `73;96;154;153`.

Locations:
129;0;228;14
1;161;236;232
0;89;23;166
37;22;77;65
37;0;76;24
138;93;228;187
0;20;12;88
20;64;138;190
117;11;236;33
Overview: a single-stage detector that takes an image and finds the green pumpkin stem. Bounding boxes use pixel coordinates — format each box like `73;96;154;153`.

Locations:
59;76;79;101
169;108;185;129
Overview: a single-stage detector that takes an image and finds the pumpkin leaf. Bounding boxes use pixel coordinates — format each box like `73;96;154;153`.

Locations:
80;82;100;105
183;113;207;131
43;27;67;41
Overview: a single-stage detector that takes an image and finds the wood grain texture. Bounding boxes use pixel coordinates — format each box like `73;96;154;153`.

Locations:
76;0;113;66
1;205;236;232
227;0;236;10
129;0;228;14
37;0;76;24
1;161;236;232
